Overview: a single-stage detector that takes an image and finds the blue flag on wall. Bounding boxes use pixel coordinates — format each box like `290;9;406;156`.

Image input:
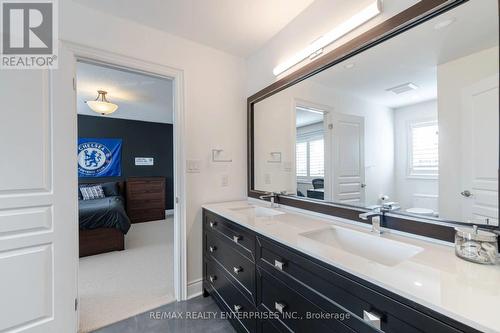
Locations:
78;138;122;177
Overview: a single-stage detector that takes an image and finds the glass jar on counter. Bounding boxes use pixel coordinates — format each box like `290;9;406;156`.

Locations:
454;225;498;264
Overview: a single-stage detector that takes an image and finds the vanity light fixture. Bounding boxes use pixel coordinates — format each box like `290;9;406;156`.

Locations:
86;90;119;115
272;0;382;76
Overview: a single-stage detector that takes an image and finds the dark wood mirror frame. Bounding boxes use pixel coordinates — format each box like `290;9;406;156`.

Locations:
248;0;500;244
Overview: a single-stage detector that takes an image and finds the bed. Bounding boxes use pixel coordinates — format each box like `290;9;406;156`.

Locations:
78;181;131;257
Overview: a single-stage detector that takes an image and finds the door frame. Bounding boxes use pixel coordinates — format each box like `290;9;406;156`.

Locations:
292;99;333;201
62;41;188;305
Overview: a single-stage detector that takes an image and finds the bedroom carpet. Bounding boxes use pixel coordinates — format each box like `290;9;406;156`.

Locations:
78;218;175;333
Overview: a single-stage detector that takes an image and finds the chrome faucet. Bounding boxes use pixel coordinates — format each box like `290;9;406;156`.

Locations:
359;209;383;235
259;192;283;208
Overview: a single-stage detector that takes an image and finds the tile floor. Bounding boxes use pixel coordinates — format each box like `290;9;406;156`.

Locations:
92;295;235;333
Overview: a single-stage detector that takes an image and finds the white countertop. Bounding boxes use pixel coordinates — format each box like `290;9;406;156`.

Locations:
202;200;500;333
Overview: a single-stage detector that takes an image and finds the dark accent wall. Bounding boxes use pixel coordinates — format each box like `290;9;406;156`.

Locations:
78;115;174;210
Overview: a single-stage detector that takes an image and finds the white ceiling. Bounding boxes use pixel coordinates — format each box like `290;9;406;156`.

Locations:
312;0;499;109
72;0;315;57
77;61;174;124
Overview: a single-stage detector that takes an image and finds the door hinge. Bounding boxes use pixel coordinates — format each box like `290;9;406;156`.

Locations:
72;78;76;91
328;124;333;130
175;197;179;204
75;298;78;311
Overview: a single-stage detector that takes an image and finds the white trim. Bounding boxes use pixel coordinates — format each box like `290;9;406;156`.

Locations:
63;41;188;302
187;278;203;299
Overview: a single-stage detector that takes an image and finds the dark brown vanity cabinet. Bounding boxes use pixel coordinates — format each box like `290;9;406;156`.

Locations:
202;209;480;333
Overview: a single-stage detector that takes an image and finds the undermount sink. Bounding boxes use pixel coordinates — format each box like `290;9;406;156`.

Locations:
230;205;285;218
299;226;423;266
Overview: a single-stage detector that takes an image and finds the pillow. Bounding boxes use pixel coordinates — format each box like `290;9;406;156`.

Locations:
100;182;120;197
80;185;105;200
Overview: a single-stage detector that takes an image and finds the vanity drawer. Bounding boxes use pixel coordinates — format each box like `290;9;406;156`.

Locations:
257;265;355;333
204;209;255;260
205;230;256;301
205;258;257;333
257;236;463;333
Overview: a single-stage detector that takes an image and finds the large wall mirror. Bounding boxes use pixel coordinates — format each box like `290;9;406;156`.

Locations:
250;0;499;233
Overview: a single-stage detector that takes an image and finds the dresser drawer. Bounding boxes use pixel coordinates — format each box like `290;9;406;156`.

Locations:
205;258;257;333
127;198;164;209
257;236;462;333
257;265;354;333
128;184;164;195
128;208;165;223
204;209;255;260
205;230;255;301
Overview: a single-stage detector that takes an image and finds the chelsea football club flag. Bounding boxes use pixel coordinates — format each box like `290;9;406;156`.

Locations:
78;138;122;177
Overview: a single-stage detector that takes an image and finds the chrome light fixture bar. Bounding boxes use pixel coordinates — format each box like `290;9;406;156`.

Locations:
273;0;382;76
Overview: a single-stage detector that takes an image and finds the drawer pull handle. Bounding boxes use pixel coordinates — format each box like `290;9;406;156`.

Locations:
209;275;217;283
209;246;217;253
233;266;243;274
274;301;286;314
363;310;382;330
209;221;217;228
233;235;242;243
233;304;242;312
274;259;285;271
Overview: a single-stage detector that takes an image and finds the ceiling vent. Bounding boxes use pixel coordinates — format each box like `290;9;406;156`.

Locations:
386;82;419;94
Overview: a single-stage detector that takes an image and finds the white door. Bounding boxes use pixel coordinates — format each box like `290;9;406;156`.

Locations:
329;113;365;205
0;44;78;332
460;74;499;225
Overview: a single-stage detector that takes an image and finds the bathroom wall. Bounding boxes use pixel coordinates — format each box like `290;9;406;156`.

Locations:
61;1;247;293
393;100;438;212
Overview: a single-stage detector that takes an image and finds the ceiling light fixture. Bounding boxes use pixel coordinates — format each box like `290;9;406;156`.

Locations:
86;90;119;115
433;17;456;30
273;0;382;76
344;62;356;69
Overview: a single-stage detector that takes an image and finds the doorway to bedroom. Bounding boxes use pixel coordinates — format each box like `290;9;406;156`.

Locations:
75;60;176;333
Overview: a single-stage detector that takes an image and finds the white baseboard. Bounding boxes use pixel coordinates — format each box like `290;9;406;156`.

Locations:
187;278;203;299
165;209;174;216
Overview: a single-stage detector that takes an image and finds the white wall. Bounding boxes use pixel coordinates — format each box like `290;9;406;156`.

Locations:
437;47;499;220
253;78;394;205
60;1;247;290
246;0;419;95
393;100;438;211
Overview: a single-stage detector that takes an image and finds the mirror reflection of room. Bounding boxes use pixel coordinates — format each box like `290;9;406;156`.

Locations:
253;0;499;226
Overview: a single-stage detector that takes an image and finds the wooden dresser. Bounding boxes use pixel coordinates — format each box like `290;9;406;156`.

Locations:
126;177;166;223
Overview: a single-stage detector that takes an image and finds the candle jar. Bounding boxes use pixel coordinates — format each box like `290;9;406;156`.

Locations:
454;225;498;264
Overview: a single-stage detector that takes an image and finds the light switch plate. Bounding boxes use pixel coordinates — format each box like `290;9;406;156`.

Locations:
187;159;201;173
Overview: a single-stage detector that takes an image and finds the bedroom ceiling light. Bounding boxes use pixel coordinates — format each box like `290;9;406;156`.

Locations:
86;90;119;115
272;0;382;76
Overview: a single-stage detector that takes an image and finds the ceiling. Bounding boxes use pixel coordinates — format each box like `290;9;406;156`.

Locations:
312;0;499;109
77;61;174;124
72;0;314;57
